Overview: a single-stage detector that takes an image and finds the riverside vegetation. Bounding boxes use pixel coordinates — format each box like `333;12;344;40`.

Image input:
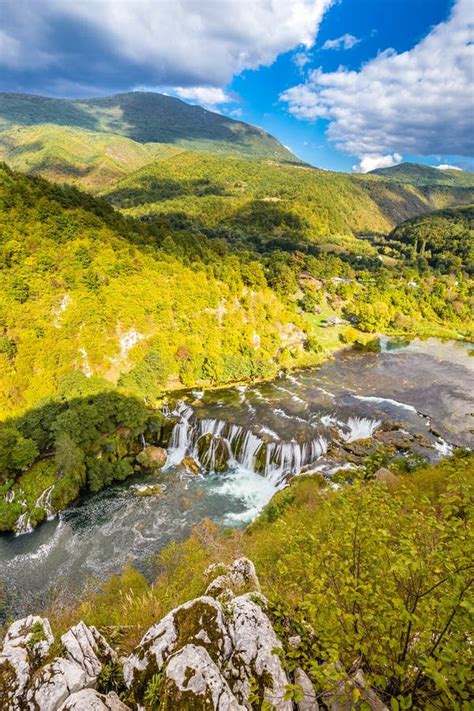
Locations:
0;159;473;532
1;452;472;710
0;147;473;532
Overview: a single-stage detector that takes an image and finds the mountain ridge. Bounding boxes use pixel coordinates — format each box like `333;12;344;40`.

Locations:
370;161;474;187
0;91;298;161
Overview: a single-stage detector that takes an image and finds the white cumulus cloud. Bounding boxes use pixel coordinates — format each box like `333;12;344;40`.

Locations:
322;33;360;50
353;153;402;173
1;0;334;92
435;164;463;170
172;86;235;110
281;0;474;159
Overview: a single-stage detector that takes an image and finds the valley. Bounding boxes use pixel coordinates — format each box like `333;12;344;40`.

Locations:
0;87;472;711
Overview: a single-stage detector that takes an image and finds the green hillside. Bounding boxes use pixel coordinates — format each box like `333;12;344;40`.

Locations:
388;204;474;273
370;161;474;187
0;163;332;420
102;150;474;244
1;162;472;424
0;124;181;191
0;91;296;161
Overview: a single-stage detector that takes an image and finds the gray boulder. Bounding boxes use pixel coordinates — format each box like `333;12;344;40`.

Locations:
160;644;244;710
58;689;130;710
0;615;54;709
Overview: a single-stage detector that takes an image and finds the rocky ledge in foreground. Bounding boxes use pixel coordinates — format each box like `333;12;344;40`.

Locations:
0;558;387;710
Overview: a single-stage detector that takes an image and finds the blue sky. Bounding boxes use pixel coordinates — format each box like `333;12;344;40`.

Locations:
1;0;473;172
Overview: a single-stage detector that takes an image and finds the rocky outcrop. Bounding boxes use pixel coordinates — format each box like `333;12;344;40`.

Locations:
0;619;119;711
123;557;292;710
136;445;167;470
0;616;54;707
0;558;388;710
59;689;129;710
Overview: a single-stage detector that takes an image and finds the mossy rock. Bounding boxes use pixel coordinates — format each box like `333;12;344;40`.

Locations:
136;446;167;470
134;483;162;497
196;434;229;472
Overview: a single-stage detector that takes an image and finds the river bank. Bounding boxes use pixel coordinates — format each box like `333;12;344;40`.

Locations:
0;337;472;620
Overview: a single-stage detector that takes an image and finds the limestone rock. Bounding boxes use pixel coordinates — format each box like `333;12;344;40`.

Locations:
59;689;130;710
27;657;90;711
124;596;232;695
204;557;260;599
227;557;261;593
0;615;54;708
205;574;235;602
136;446;167;470
61;621;116;683
228;594;292;710
294;667;318;710
160;644;245;710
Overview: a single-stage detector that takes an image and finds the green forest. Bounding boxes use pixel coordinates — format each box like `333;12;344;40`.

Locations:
0;154;473;530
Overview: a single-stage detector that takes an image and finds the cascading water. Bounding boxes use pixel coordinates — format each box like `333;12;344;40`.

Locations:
166;402;194;466
339;416;381;443
166;402;328;485
15;486;55;535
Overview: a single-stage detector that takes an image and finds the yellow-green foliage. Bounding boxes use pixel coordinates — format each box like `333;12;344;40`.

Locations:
0;164;322;418
0;125;182;191
104;151;474;241
44;453;474;709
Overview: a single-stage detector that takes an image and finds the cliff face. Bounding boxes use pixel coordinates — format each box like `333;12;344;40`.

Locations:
0;558;387;711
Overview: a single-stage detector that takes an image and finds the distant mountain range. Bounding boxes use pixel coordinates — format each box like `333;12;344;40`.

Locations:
0;91;473;236
370;162;474;187
0;91;296;162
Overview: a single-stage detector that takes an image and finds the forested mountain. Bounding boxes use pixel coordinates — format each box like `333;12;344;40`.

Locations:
102;149;474;245
370;161;474;187
1;93;473;240
1;161;472;426
0;92;296;161
388;204;474;273
0;163;323;421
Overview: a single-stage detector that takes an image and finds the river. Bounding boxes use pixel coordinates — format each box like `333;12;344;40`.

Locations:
0;338;472;620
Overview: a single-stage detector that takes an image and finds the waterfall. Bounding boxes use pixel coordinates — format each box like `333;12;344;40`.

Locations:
165;402;328;484
35;485;55;520
339;416;381;443
15;486;56;536
166;402;195;466
15;507;33;536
